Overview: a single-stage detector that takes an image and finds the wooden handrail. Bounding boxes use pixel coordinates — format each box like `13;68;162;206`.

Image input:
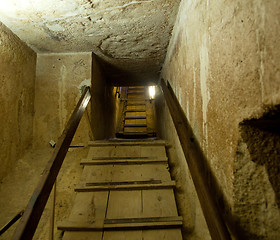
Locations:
160;79;231;240
12;87;91;240
0;210;24;236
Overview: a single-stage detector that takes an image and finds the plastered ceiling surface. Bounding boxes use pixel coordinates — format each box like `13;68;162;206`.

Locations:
0;0;180;83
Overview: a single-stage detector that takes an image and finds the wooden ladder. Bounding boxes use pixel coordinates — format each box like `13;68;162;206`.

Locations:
116;86;156;138
58;140;183;239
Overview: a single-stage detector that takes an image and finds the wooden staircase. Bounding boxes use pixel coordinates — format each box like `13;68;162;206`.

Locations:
116;86;156;138
58;140;183;239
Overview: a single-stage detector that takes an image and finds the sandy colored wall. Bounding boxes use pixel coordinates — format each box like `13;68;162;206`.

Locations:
159;0;280;239
0;22;36;181
91;55;117;140
34;53;92;147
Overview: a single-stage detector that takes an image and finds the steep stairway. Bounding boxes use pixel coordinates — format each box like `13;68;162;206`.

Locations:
116;86;156;138
58;140;183;239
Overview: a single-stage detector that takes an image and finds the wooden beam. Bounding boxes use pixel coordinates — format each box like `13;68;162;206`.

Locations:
160;79;231;240
0;210;24;236
88;140;166;146
75;181;176;192
80;158;168;165
57;216;182;231
12;87;91;240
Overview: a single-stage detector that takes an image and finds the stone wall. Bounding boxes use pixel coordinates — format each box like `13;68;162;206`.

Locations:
91;54;118;140
34;53;92;146
159;0;280;239
0;22;36;181
34;53;117;146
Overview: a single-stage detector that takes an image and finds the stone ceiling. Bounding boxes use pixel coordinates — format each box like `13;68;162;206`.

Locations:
0;0;180;84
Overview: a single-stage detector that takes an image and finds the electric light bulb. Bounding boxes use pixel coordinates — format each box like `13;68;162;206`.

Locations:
149;86;155;99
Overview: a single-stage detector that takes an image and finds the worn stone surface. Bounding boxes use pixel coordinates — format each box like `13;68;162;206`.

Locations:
159;0;280;239
0;0;180;83
34;53;92;147
0;146;89;240
0;21;36;181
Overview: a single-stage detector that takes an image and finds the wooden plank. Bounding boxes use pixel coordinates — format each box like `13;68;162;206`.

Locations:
103;190;142;239
142;190;179;218
110;164;171;182
58;220;182;231
79;165;112;184
140;145;167;158
86;180;162;186
75;181;176;192
67;192;109;222
106;221;182;229
125;109;146;112
127;91;145;95
127;103;146;106
88;145;167;158
123;130;148;134
125;116;146;119
124;124;147;127
106;191;142;218
89;156;150;160
63;232;101;240
142;229;183;240
104;216;183;224
88;140;166;147
80;158;168;165
62;191;108;240
141;189;183;238
103;231;142;240
126;112;146;117
80;164;170;183
88;146;141;158
11;87;91;240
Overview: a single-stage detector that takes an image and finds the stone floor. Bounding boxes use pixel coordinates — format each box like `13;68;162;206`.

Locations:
0;146;89;240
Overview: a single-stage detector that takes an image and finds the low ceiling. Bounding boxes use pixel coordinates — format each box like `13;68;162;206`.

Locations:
0;0;180;85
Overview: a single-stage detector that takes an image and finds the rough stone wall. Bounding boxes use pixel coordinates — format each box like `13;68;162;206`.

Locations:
91;54;117;139
34;53;92;146
159;0;280;239
155;87;211;240
0;22;36;181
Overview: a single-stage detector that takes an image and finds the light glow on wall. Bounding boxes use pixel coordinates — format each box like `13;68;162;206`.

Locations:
149;86;155;99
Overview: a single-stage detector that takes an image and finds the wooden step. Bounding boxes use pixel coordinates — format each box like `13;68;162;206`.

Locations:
80;157;168;165
58;216;183;231
125;116;146;119
62;139;182;239
126;98;147;101
125;109;146;112
127;91;145;94
128;87;145;89
124;124;147;127
123;131;149;134
126;103;145;106
87;144;167;159
75;181;176;192
88;140;166;146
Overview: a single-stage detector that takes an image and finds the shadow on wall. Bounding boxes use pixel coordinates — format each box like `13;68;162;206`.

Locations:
240;105;280;208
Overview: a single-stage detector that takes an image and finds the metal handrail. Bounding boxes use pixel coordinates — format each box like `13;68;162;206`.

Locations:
160;79;231;240
11;87;91;240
